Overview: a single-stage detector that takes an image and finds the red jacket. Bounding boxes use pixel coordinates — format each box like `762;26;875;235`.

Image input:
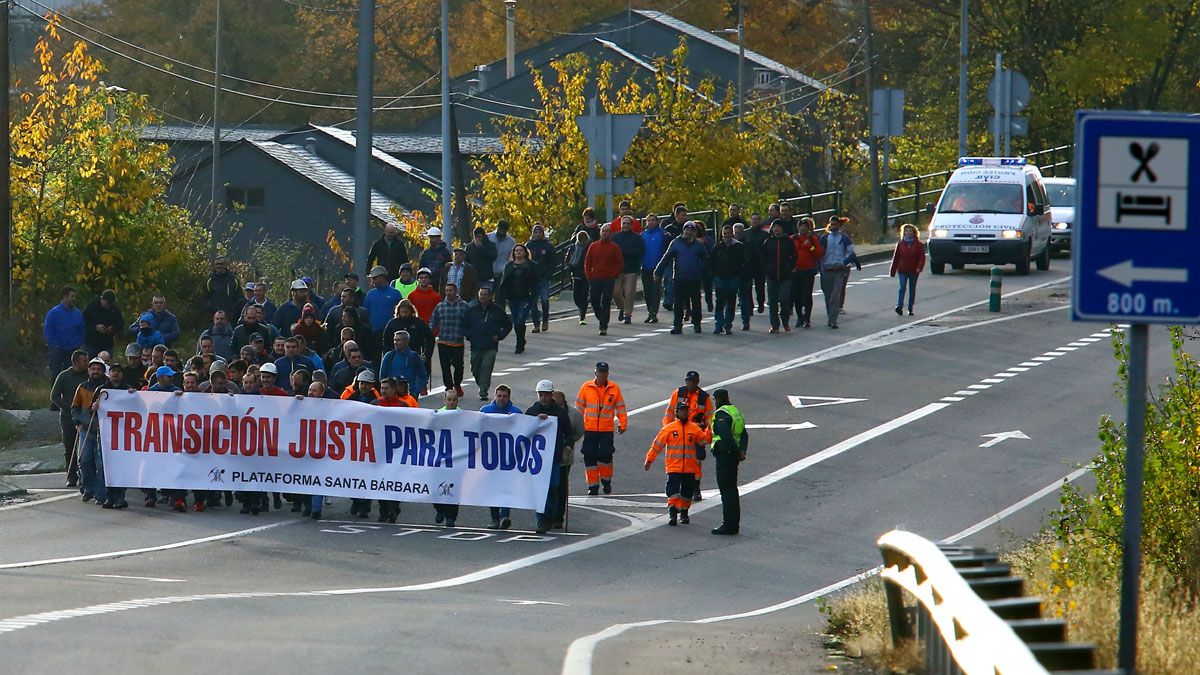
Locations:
584;240;624;281
890;238;926;276
792;234;824;271
406;286;441;322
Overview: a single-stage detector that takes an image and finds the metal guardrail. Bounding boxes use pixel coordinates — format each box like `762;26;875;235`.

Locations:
878;530;1113;675
884;144;1075;230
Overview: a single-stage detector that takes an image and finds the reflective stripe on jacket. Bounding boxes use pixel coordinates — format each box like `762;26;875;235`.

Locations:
663;386;714;426
575;380;628;433
645;420;705;474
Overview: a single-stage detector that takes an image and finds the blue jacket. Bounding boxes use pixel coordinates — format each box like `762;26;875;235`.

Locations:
272;300;305;337
43;302;84;350
463;301;512;352
136;326;165;349
363;286;402;331
378;347;429;393
128;308;180;346
273;354;321;393
480;400;521;415
653;237;708;282
640;227;670;271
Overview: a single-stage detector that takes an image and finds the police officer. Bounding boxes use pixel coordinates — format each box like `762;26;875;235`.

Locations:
710;388;747;535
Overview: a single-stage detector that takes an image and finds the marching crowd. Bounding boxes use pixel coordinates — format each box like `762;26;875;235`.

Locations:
41;201;927;536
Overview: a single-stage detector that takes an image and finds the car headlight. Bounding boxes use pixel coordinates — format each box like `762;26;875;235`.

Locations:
1000;229;1023;239
1054;222;1070;230
930;229;949;238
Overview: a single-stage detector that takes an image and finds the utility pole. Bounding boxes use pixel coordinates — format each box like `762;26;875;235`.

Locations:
353;0;375;278
992;52;1002;156
957;0;968;158
504;0;516;80
440;0;452;236
210;0;221;265
736;0;744;131
862;0;881;226
1;0;11;316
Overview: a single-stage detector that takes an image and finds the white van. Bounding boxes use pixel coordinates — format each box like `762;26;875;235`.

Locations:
927;157;1053;275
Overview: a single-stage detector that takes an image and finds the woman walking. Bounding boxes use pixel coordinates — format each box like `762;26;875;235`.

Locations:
568;231;591;325
498;243;538;354
890;223;925;316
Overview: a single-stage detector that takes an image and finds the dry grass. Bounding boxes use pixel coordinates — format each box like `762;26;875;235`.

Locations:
1008;538;1200;674
820;577;922;672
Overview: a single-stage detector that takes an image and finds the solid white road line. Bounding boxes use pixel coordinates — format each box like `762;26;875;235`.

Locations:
0;521;295;570
87;574;186;583
559;466;1094;675
0;493;77;511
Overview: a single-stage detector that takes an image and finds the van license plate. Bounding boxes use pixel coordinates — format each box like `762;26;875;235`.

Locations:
960;245;989;253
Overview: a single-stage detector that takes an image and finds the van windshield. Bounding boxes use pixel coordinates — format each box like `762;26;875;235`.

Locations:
1045;183;1075;207
938;183;1024;214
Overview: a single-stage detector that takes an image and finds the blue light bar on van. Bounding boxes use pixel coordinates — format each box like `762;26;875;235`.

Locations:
957;157;1027;166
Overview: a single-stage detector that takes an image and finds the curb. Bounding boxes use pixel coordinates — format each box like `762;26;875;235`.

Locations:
0;479;29;498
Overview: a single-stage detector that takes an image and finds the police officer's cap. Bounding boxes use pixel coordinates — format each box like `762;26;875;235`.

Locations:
594;361;609;371
685;370;700;380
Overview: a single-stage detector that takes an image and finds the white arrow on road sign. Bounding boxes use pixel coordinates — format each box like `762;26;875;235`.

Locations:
787;395;867;409
1097;260;1189;288
745;422;817;431
979;430;1031;448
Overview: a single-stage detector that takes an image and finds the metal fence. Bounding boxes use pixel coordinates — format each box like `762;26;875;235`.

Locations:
884;144;1074;231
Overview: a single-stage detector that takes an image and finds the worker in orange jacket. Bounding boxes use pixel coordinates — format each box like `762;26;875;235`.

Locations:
575;361;627;495
663;370;714;501
644;401;707;526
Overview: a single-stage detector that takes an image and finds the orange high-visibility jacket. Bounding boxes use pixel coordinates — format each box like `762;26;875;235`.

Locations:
575;380;628;433
662;386;714;427
645;419;706;475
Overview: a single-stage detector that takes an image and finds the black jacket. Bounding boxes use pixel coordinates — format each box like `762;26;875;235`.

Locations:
611;231;646;274
463;301;512;351
762;236;798;282
380;315;434;358
367;236;410;279
525;238;556;280
465;239;498;282
82;300;124;354
742;226;770;273
708;239;749;279
498;260;539;303
206;271;242;317
525;401;572;466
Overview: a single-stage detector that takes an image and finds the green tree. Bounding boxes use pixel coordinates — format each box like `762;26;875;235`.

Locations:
10;18;210;340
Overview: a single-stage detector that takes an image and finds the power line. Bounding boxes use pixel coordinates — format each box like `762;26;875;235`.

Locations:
462;0;693;38
276;0;359;14
14;2;444;112
21;0;440;101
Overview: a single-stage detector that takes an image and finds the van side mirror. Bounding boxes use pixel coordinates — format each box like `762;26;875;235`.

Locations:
924;202;935;216
1029;203;1046;216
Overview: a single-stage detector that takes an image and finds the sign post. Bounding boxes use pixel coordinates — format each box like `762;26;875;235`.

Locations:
577;103;643;222
1072;110;1200;672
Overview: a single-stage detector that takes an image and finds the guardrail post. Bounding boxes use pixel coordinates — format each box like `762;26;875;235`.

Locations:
989;266;1003;311
913;175;922;230
806;192;815;219
883;577;913;642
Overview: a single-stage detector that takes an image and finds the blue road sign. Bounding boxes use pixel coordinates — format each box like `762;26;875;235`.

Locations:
1073;111;1200;323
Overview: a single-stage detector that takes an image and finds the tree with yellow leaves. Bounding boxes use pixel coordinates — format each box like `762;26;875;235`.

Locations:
10;17;210;342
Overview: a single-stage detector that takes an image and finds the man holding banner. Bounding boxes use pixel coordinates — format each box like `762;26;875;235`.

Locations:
525;379;572;533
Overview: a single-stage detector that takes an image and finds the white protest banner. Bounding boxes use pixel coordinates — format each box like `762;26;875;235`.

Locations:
98;390;557;511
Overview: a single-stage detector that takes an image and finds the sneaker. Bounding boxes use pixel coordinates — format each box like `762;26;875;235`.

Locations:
598;328;607;336
311;512;322;520
908;310;915;316
680;510;690;524
757;304;765;313
783;324;791;333
579;319;587;326
804;322;812;329
486;520;501;529
642;316;653;323
742;323;750;331
648;316;659;324
101;501;115;509
768;327;779;334
173;498;187;512
81;493;93;503
830;323;839;329
693;492;704;502
724;328;733;335
535;522;549;534
895;306;903;315
840;308;846;314
711;527;738;535
623;317;631;325
500;517;512;529
712;326;723;334
669;327;682;335
587;486;599;496
454;385;464;397
515;344;525;354
116;501;129;510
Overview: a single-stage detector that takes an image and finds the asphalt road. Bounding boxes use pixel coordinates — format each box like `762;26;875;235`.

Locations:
0;260;1176;674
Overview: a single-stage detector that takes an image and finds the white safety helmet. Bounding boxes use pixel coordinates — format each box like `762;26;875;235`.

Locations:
535;379;554;393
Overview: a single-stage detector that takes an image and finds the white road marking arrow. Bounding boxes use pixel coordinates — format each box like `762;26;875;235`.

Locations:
745;422;818;431
1097;260;1188;288
979;430;1031;448
787;395;867;409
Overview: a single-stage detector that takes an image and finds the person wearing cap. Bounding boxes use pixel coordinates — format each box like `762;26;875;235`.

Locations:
367;223;410;281
818;216;859;329
44;286;84;379
612;215;646;326
710;388;747;535
583;223;624;336
575;362;627;495
644;400;706;527
125;294;179;347
291;303;326;352
241;281;257;317
497;243;538;354
481;384;521;529
525;223;554;333
205;256;243;319
82;289;124;357
391;262;418;298
71;357;110;505
407;268;442;330
429;282;468;397
419;227;452;285
340;368;380;403
709;223;749;335
488;220;517;280
439;246;478;302
663;370;715;501
466;226;498;286
526;379;572;533
763;220;798;333
122;343;146;389
364;266;403;334
272;279;312;338
653;221;708;335
342;272;366;304
463;286;512;401
251;282;278;323
378;330;428;395
256;362;289;397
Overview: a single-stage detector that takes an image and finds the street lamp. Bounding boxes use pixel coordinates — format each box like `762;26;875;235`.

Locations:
711;0;745;130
